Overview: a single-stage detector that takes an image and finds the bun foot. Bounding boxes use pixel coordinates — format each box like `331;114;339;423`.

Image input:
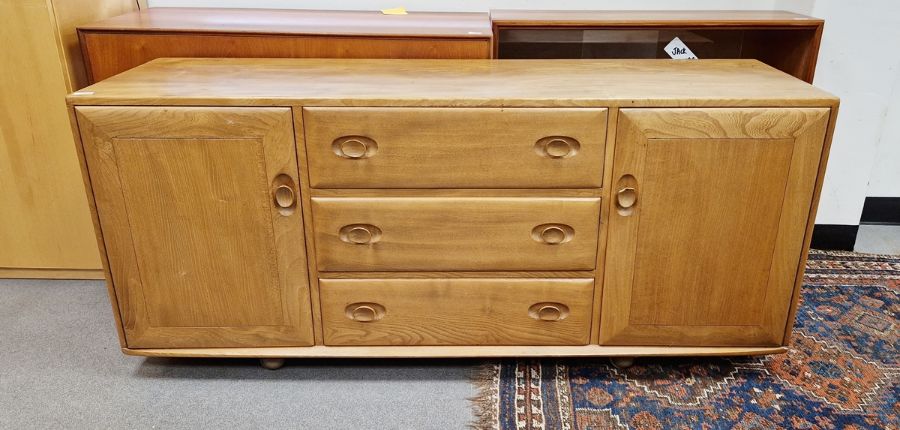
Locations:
260;358;286;370
610;357;635;369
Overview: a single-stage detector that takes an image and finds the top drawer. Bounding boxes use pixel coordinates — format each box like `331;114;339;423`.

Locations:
303;107;607;188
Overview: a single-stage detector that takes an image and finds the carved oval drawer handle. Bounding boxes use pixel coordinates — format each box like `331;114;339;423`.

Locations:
534;136;580;159
345;302;386;322
333;136;378;159
531;223;574;245
528;302;570;322
339;224;382;245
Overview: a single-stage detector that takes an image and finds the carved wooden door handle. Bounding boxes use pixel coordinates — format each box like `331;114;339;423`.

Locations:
339;224;382;244
616;187;637;209
532;223;574;245
273;185;295;208
345;303;386;322
528;302;570;321
271;174;297;216
333;136;378;159
534;136;580;159
615;174;639;216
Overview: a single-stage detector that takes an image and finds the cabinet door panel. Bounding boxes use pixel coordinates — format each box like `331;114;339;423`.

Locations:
600;108;829;346
76;107;313;348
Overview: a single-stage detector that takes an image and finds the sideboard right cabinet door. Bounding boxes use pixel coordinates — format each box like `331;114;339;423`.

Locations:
600;108;830;346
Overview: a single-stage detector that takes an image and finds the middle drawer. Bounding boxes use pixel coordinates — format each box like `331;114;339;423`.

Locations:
311;196;601;271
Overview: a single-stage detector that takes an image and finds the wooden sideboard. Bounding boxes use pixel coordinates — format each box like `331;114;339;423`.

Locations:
2;8;819;281
78;8;492;83
67;58;837;368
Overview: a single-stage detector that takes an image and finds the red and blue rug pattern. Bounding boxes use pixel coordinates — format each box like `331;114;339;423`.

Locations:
472;250;899;429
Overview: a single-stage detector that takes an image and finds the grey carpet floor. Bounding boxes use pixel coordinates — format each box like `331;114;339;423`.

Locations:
855;224;900;254
0;279;476;429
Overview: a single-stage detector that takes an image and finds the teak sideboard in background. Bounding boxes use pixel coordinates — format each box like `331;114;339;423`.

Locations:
77;8;493;83
77;8;824;84
67;58;838;367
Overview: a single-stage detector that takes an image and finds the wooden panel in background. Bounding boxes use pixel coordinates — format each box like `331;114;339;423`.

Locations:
48;0;140;90
0;0;136;276
320;278;594;346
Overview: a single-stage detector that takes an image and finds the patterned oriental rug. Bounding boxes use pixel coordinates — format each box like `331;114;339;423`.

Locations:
471;250;899;429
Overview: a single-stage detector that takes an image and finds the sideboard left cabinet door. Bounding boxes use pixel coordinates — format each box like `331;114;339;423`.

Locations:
601;108;831;346
76;107;314;348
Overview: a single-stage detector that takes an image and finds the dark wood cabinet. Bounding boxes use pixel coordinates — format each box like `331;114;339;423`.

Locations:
491;10;823;83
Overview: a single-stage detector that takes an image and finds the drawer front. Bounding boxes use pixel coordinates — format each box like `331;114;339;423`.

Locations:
303;107;607;188
312;197;601;271
321;278;594;345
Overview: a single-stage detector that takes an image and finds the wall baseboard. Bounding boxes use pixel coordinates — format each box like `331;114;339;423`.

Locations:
810;224;859;251
860;197;900;225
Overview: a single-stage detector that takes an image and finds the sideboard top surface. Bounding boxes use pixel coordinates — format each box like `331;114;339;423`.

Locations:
77;8;491;39
490;10;823;26
68;58;838;107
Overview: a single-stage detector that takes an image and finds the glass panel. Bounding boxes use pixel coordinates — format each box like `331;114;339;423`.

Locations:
497;27;818;82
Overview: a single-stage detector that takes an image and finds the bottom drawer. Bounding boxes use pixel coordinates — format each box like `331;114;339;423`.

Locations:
320;278;594;346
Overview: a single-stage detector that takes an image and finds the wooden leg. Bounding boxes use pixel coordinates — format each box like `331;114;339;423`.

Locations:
610;356;635;369
260;358;286;370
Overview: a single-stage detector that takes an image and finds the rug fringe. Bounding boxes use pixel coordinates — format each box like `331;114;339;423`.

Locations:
809;248;899;258
468;361;502;430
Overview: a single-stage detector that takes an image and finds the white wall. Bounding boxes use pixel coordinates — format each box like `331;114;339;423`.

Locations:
148;0;900;222
776;0;900;220
866;83;900;197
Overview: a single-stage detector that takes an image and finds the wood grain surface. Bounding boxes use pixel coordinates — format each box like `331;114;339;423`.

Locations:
123;344;789;358
303;107;607;188
490;10;822;27
79;8;492;37
68;58;838;358
320;278;594;345
75;106;314;348
311;196;601;271
0;0;134;274
66;58;838;107
77;8;492;82
600;107;830;346
80;33;492;83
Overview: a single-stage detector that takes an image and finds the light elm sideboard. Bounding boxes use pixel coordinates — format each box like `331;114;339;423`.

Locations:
67;58;838;369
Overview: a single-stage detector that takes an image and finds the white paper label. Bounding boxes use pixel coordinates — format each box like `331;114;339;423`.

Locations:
664;37;698;60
